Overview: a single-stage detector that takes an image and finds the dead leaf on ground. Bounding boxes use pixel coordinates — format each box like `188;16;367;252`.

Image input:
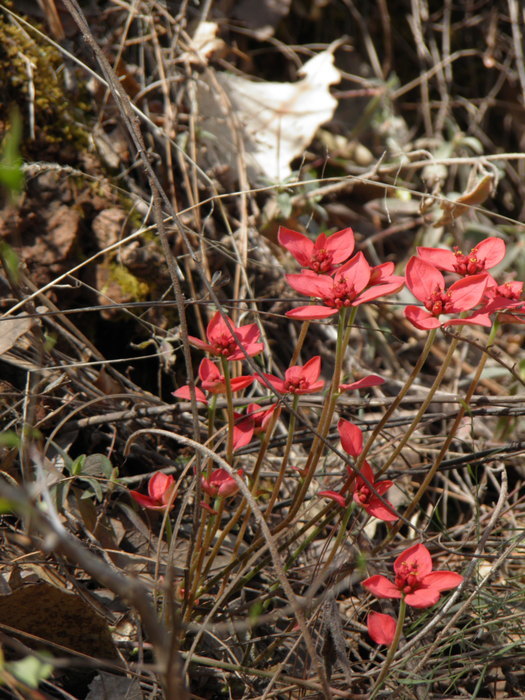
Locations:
434;172;495;227
0;582;119;660
0;315;33;356
197;43;342;183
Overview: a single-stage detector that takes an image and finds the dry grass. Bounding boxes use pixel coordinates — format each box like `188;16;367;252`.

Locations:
1;1;525;698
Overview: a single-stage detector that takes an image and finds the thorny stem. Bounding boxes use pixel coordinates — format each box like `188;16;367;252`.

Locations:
369;598;406;699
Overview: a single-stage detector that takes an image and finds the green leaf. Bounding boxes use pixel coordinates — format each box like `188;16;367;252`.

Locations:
0;432;20;448
70;454;86;476
80;476;103;502
6;654;53;688
0;242;20;284
83;453;113;478
0;109;24;194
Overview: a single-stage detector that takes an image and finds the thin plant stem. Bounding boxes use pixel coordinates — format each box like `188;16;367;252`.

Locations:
220;358;235;463
375;333;460;479
355;328;437;472
380;320;499;549
264;395;299;518
369;598;406;698
288;307;356;516
290;319;311;366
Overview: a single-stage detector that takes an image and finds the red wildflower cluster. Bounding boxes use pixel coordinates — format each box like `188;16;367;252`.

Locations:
404;236;525;329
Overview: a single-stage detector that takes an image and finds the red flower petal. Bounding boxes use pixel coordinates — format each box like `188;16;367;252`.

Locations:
447;274;488;312
394;544;433;578
172;385;208;404
338;419;363;457
475;237;506;267
422;571;464;591
367;612;397;645
416;247;457;271
278;226;314;267
319;490;347;507
406;257;444;302
404;587;441;608
339;375;385;391
285;305;339;320
362;574;402;599
324;227;355;264
404;306;443;330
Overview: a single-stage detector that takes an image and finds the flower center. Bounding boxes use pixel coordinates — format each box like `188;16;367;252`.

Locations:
499;282;522;300
310;248;333;273
213;333;238;357
323;277;357;308
395;561;422;594
424;287;453;316
284;377;308;393
453;247;485;275
356;486;371;504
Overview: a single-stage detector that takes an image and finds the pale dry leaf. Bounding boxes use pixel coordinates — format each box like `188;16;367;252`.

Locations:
434;172;495;227
197;45;342;183
0;315;33;356
181;21;226;63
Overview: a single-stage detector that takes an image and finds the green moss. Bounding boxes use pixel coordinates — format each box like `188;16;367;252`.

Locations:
108;263;150;301
0;14;89;150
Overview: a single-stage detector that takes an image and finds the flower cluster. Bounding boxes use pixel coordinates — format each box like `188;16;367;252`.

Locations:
404;236;523;329
364;544;463;645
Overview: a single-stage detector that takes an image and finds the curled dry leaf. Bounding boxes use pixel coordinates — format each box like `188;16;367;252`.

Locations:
196;44;342;183
434;172;495;227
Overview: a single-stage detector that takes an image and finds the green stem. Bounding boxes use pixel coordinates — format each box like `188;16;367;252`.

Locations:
381;320;499;548
288;307;356;516
370;599;406;698
355;328;437;473
375;333;460;479
264;395;299;518
220;358;235;464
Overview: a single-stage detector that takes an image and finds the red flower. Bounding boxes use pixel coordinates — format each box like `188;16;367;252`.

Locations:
187;311;264;360
367;611;396;646
319;460;398;522
278;226;355;273
353;461;398;522
285;253;404;320
129;471;177;511
404;257;490;330
173;359;254;405
258;356;325;395
362;543;463;608
233;403;281;449
199;359;254;394
338;418;363;457
417;237;505;276
339;374;384;391
201;468;243;498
